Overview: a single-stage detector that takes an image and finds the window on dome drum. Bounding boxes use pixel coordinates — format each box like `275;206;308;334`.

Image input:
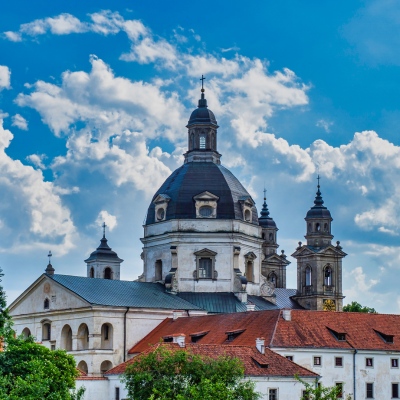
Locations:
324;223;328;231
392;358;399;368
366;383;373;398
268;388;278;400
335;357;343;367
44;298;50;309
336;383;343;398
198;258;213;278
199;134;206;149
313;356;321;366
324;266;332;286
90;267;94;278
366;358;373;367
155;260;162;281
42;322;51;341
104;267;112;279
316;222;321;232
199;205;213;217
305;266;312;286
393;383;399;398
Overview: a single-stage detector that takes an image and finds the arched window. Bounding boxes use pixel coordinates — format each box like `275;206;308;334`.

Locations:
308;223;311;233
155;260;162;281
269;272;277;286
245;261;254;283
22;327;31;339
61;324;73;351
305;266;312;286
324;266;332;286
316;223;321;232
262;232;265;240
324;223;328;232
100;360;113;374
199;258;212;278
90;267;94;278
77;360;88;374
44;298;50;309
199;134;206;149
244;209;251;222
269;232;273;241
77;323;89;350
104;267;112;280
42;322;51;341
101;323;113;350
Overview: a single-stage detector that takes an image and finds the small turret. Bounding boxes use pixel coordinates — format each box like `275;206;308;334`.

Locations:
45;250;55;276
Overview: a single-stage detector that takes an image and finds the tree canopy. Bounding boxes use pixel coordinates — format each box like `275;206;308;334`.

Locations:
0;268;84;400
123;345;260;400
342;301;376;313
297;376;352;400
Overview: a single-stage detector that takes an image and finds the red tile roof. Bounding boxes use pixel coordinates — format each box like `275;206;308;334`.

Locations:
107;342;317;378
129;309;400;353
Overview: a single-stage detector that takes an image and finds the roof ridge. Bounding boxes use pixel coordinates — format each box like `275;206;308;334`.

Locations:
269;309;281;347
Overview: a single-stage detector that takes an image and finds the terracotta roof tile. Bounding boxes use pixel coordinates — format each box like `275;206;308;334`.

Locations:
107;343;317;378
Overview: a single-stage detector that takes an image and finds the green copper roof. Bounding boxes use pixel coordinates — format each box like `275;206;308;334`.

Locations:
48;274;201;310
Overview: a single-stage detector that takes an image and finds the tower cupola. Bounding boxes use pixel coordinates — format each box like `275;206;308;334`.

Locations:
304;176;333;247
184;76;220;164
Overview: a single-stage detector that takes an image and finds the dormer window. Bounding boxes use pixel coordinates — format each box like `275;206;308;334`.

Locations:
327;327;346;341
225;329;245;342
193;191;219;219
375;329;394;343
239;196;255;223
153;194;170;223
190;331;209;343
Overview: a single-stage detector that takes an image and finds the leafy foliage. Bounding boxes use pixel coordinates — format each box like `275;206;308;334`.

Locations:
342;301;376;313
296;375;352;400
0;269;84;400
123;345;260;400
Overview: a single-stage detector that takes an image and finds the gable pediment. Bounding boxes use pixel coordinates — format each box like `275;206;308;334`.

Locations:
194;248;218;257
193;191;220;201
9;274;90;317
153;194;171;204
264;253;290;265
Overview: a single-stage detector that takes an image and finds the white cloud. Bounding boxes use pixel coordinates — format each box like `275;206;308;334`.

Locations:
12;114;28;130
3;31;22;42
96;211;117;231
316;119;333;132
0;119;76;254
26;154;46;169
0;66;11;90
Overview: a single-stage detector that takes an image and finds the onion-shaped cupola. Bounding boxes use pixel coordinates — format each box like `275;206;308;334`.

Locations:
305;176;333;247
258;192;277;229
185;76;220;164
259;190;278;252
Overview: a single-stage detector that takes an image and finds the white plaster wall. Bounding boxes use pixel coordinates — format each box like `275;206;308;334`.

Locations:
76;379;109;400
273;347;400;400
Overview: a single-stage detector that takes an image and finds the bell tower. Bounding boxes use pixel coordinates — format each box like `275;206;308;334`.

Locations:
292;177;346;311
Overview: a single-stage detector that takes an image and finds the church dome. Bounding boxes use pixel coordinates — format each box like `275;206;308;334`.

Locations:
258;196;277;228
187;88;218;127
84;236;123;263
306;179;332;219
145;162;258;225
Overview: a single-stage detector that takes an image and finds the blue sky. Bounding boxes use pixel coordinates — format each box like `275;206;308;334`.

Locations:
1;0;400;312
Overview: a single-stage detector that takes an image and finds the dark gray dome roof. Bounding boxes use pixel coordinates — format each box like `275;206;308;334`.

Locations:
146;162;258;224
188;107;217;126
84;236;123;263
258;198;276;228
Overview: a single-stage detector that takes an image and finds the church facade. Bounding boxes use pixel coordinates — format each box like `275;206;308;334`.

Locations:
8;86;356;398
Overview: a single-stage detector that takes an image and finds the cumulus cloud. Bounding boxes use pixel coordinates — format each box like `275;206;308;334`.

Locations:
96;210;117;231
0;119;76;254
316;119;333;133
26;154;46;169
0;66;11;90
11;114;28;130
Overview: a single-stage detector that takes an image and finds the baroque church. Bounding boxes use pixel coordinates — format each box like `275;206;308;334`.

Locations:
9;85;347;378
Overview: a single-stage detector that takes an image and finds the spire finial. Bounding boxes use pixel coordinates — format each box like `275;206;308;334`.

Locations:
45;250;55;275
313;175;324;207
260;189;270;218
102;222;106;238
48;250;52;264
200;74;206;92
263;186;267;201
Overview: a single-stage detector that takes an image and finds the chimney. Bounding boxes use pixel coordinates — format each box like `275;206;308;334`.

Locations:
173;334;186;348
246;303;256;312
282;309;291;321
173;311;179;321
256;337;265;354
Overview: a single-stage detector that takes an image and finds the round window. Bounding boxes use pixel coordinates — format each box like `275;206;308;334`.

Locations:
157;208;165;221
199;206;213;217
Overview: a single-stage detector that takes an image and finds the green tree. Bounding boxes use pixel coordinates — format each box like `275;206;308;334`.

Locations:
123;346;260;400
297;376;352;400
342;301;376;313
0;269;84;400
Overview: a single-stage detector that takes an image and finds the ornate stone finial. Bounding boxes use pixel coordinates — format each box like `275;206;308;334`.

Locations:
102;222;107;238
336;240;342;250
297;241;302;250
45;251;55;275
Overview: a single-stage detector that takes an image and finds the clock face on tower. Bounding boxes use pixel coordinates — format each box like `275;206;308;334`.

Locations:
323;299;336;311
